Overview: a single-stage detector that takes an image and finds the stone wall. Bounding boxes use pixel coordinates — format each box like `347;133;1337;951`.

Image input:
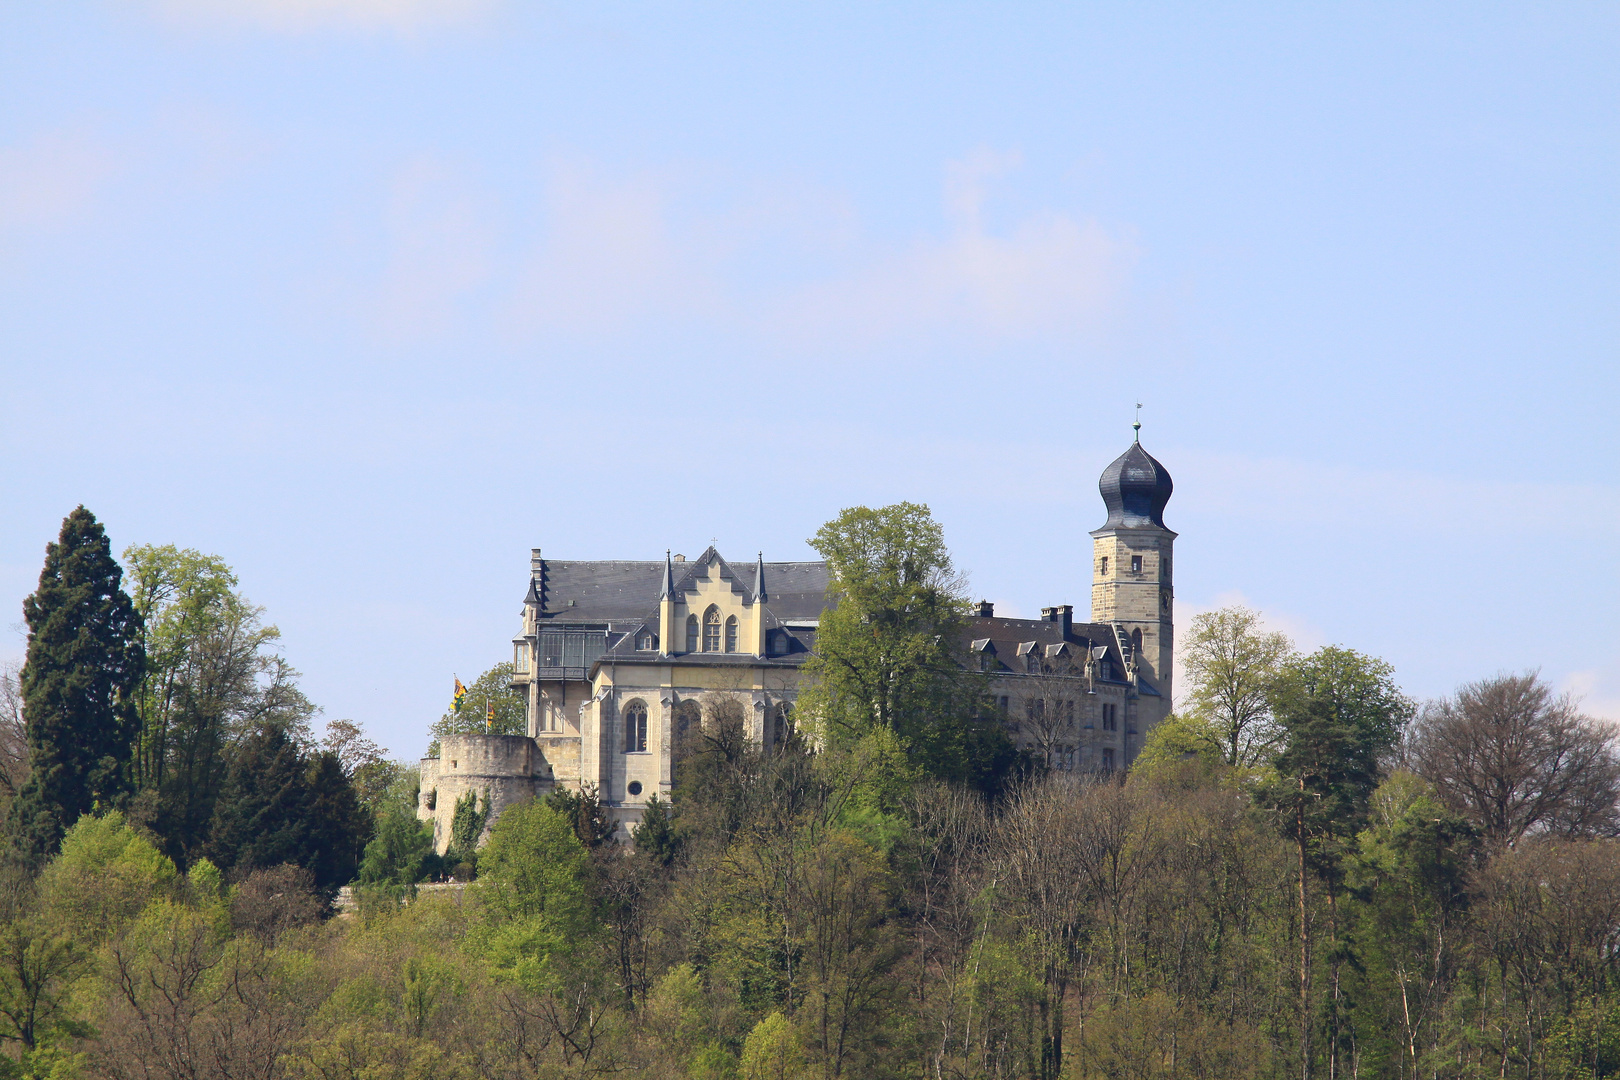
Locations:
417;733;554;855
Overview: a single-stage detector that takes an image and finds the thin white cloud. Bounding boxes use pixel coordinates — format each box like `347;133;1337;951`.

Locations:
1559;670;1620;724
149;0;498;34
500;149;1136;347
504;159;730;338
0;131;116;234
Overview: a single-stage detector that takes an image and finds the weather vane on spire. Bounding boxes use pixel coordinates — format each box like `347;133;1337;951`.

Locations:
1133;402;1143;442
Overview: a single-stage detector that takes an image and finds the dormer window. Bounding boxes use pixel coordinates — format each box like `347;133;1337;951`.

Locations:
636;632;657;652
703;606;722;651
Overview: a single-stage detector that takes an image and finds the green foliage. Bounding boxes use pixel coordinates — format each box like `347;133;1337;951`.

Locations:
1180;605;1296;767
122;542;318;869
205;724;371;891
12;508;145;861
1130;710;1227;785
1262;646;1410;880
0;865;86;1055
38;812;178;945
469;800;597;989
358;802;440;898
800;502;1011;793
442;789;487;878
740;1011;809;1080
636;794;680;868
428;663;525;754
545;783;619;849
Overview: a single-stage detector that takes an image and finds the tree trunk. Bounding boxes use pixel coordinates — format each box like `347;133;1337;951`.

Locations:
1299;794;1312;1080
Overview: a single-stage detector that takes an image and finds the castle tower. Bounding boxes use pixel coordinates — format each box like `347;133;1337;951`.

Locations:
1090;427;1175;699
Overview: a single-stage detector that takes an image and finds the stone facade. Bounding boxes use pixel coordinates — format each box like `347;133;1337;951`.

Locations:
417;733;551;853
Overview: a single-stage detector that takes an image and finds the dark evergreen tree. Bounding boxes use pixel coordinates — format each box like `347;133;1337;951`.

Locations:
635;795;680;869
11;508;144;860
303;750;371;891
204;725;368;893
545;783;619;850
205;723;311;876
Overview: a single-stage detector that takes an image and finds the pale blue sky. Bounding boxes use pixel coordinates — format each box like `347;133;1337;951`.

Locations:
2;2;1616;758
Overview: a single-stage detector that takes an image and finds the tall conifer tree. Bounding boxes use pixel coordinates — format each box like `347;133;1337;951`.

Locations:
12;507;144;859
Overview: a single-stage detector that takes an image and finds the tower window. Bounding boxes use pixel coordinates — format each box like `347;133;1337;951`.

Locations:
1162;557;1171;581
1131;555;1142;574
624;700;648;753
725;615;739;653
1102;747;1115;772
1099;556;1109;575
704;607;722;651
685;615;699;653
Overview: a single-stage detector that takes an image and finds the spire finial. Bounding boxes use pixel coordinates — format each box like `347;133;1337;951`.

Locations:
752;551;768;604
1133;402;1142;442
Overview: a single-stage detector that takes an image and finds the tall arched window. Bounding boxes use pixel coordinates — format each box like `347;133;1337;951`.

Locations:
623;700;648;753
673;700;702;763
724;615;739;653
703;606;722;651
685;614;699;653
770;701;794;749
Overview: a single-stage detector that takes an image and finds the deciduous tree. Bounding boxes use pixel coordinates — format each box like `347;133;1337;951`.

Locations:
1180;606;1295;768
800;503;1008;792
1407;672;1620;848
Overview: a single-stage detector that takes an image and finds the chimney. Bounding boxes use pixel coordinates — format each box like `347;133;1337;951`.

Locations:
1041;605;1074;636
976;600;994;618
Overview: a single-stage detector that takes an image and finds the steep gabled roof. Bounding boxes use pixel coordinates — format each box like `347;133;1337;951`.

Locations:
527;552;830;626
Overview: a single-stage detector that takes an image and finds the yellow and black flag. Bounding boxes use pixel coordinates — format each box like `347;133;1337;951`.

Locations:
486;699;496;728
453;678;467;712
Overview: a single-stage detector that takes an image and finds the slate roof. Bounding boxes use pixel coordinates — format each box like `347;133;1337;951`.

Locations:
960;615;1157;694
1095;440;1175;532
528;550;830;626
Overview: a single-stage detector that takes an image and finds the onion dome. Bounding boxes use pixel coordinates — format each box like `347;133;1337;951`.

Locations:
1097;438;1173;530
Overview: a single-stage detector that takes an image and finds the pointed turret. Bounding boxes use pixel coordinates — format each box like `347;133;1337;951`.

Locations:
752;552;768;604
661;550;675;600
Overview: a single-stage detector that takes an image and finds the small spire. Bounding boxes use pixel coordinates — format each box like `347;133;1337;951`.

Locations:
661;549;675;600
1133;402;1142;443
752;551;768;604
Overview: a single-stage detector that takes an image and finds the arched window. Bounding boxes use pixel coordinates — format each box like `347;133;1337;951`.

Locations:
703;606;722;651
770;701;795;749
724;615;739;653
685;614;699;653
673;700;702;762
623;700;648;753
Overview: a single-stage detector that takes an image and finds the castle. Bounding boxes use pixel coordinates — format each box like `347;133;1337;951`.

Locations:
417;435;1176;849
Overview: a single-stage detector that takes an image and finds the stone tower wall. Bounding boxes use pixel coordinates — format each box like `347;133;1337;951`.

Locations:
417;733;554;856
1090;529;1175;702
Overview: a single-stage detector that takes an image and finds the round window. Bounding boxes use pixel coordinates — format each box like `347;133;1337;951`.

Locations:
627;781;643;796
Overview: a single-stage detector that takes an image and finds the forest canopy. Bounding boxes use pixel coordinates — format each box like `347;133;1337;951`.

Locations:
1;505;1617;1080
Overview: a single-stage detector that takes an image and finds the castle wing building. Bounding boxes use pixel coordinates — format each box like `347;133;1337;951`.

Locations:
418;437;1175;849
